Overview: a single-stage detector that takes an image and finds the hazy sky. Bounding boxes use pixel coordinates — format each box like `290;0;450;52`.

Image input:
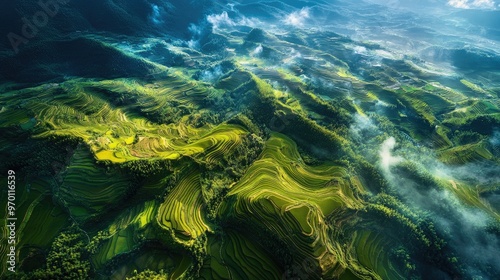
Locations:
447;0;498;9
365;0;499;10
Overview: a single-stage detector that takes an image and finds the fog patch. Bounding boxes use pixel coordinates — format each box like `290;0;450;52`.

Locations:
207;11;235;31
283;8;310;27
448;0;497;9
353;46;368;55
188;23;203;36
379;137;403;173
207;11;262;32
435;161;500;185
350;113;379;140
199;65;223;83
282;48;302;65
237;16;262;28
251;44;263;56
377;137;500;278
490;128;500;146
307;76;336;91
374;100;389;115
150;4;163;25
187;39;199;49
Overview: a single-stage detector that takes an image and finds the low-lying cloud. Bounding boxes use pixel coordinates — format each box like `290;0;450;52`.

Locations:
350;113;379;140
251;44;263;56
283;8;310;27
150;4;163;25
199;65;224;83
377;136;500;278
207;11;235;31
207;11;261;32
379;137;403;173
490;128;500;146
447;0;497;9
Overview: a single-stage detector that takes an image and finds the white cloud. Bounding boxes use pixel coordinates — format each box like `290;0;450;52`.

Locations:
353;46;368;55
251;44;263;56
490;129;500;146
283;8;310;27
447;0;496;9
206;11;262;32
237;17;262;28
379;137;403;172
207;12;235;31
350;113;378;140
150;4;163;25
200;65;224;83
188;23;203;36
187;39;199;49
282;48;302;65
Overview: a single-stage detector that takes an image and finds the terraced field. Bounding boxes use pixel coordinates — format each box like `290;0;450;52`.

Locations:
219;133;367;276
1;1;500;279
201;231;282;280
157;166;209;243
60;146;132;221
349;230;403;280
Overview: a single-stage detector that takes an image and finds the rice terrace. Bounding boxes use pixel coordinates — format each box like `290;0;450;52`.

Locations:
0;0;499;279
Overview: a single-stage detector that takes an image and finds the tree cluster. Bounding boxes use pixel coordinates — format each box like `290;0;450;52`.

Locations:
28;227;92;280
126;269;168;280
